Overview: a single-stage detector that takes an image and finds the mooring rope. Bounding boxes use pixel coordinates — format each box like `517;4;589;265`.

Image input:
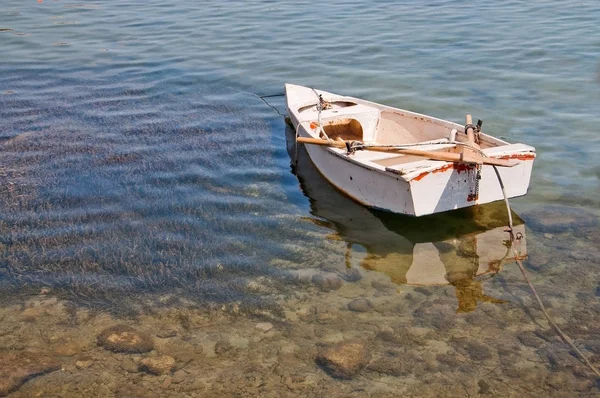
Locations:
492;166;600;379
293;120;316;167
257;93;286;117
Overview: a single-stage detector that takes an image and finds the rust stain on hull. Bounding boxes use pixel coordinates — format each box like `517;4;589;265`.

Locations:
411;154;534;182
498;153;536;161
412;163;474;182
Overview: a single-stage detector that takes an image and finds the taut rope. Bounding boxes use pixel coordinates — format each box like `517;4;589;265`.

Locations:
492;165;600;379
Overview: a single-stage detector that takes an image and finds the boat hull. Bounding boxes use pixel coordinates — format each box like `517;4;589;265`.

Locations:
301;134;533;216
303;142;416;214
285;83;535;216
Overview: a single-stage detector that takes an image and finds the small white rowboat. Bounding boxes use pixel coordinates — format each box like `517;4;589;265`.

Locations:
285;83;536;217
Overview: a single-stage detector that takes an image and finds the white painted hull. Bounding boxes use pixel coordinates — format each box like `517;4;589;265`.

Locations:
304;143;416;213
285;84;535;216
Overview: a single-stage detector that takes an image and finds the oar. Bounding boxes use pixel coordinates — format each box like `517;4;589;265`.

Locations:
296;137;517;167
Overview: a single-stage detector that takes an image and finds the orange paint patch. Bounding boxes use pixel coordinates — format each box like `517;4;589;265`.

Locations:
412;163;475;182
412;171;429;182
498;153;536;161
309;122;318;130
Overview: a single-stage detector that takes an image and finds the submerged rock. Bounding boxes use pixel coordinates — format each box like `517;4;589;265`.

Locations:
517;332;545;348
459;340;493;361
347;298;372;313
341;268;362;282
172;369;187;384
97;324;154;353
414;286;433;296
316;340;370;379
139;355;176;375
523;205;598;233
54;341;85;357
20;307;44;323
412;300;456;330
255;322;273;333
372;280;395;292
312;273;343;292
377;325;427;346
367;351;412;376
436;352;461;368
120;358;139;373
156;327;178;339
75;359;94;370
478;379;492;394
214;339;234;355
0;351;61;396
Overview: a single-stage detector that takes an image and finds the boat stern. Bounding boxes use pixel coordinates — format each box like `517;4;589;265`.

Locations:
406;146;535;216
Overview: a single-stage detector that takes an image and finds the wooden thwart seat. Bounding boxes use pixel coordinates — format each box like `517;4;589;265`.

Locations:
322;118;363;141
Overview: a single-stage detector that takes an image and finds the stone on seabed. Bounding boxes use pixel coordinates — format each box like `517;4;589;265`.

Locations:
255;322;274;332
347;298;372;313
312;273;343;292
0;351;61;396
97;324;154;353
523;205;597;233
139;355;176;375
156;327;178;339
316;340;370;379
75;359;94;370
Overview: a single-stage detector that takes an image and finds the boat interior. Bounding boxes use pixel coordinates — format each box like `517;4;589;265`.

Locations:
302;106;464;167
299;100;500;148
294;91;527;172
321;118;364;141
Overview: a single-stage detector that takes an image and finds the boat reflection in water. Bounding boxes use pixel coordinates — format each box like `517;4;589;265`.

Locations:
286;125;527;313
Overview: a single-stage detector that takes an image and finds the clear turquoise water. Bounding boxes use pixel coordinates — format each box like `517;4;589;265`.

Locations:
0;1;599;395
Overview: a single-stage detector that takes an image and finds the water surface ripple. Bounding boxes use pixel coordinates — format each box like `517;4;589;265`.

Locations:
0;0;599;396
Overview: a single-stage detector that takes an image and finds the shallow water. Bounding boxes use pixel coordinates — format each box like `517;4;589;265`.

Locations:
0;0;599;396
